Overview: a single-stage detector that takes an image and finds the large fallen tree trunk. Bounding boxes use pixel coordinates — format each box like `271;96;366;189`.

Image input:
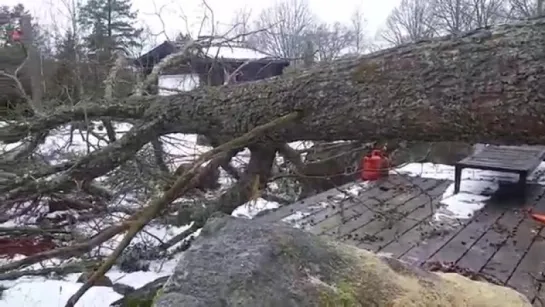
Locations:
2;18;545;198
5;18;545;145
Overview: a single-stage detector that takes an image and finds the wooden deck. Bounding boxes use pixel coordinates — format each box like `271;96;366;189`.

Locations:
257;175;545;305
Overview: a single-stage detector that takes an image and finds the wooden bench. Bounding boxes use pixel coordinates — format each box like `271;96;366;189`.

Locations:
454;146;545;197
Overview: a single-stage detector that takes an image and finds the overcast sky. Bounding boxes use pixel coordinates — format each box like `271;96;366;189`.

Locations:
5;0;400;50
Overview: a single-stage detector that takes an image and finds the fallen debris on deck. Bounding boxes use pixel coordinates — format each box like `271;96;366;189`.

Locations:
258;162;545;304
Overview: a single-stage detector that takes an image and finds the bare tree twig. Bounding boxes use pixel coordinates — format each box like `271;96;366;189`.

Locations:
64;111;301;307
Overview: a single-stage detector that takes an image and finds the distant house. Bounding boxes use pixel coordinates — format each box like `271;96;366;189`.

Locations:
133;39;290;94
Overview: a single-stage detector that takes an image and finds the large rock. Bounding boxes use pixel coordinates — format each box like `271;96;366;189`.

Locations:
153;214;531;307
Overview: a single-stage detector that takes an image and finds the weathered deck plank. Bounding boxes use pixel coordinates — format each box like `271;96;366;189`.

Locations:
259;173;545;301
351;181;450;251
425;207;506;264
368;181;451;254
256;180;375;224
377;182;459;258
321;177;440;238
398;183;512;266
506;228;545;301
481;218;541;284
456;209;526;273
259;176;407;227
458;188;544;279
303;176;411;234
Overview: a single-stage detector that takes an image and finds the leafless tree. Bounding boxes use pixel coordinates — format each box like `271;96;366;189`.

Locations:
350;7;368;54
432;0;475;34
250;0;315;59
506;0;541;17
230;7;253;42
307;22;355;61
381;0;438;46
466;0;507;27
382;0;505;46
432;0;506;34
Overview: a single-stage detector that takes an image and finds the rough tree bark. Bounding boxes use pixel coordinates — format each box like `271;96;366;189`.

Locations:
2;18;545;202
177;144;278;227
5;18;545;148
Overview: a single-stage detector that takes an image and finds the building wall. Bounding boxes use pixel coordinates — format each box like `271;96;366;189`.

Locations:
158;74;200;95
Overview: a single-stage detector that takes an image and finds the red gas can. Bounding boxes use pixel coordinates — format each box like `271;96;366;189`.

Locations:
361;150;390;181
10;29;22;42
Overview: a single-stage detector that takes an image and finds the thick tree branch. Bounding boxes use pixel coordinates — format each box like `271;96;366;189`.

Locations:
0;102;149;143
64;112;300;307
178;144;278;227
1;120;165;201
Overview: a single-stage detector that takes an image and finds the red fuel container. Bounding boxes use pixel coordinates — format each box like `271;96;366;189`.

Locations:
361;150;389;181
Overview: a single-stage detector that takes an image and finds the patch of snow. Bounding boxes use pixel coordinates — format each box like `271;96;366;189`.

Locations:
231;198;281;219
317;201;330;208
107;270;170;289
0;248;185;306
86;219;193;257
343;182;368;197
287;141;313;150
0;280;122;307
205;45;270;60
281;211;311;228
394;162;545;184
282;211;309;221
396;162;545;221
436;181;497;220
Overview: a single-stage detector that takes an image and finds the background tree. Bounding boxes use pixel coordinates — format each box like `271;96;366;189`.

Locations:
349;7;368;54
507;0;541;17
432;0;473;34
250;0;315;60
245;0;367;63
307;22;355;61
466;0;507;27
230;7;253;43
78;0;143;58
0;4;52;54
380;0;438;46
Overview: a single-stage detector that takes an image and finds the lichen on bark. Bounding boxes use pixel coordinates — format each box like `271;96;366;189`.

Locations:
8;18;545;148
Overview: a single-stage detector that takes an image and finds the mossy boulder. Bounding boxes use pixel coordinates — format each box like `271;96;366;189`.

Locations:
153;214;530;307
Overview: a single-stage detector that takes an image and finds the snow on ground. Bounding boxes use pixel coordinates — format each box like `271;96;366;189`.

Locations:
395;162;545;220
232;198;281;219
0;255;179;307
0;118;315;306
0;280;122;307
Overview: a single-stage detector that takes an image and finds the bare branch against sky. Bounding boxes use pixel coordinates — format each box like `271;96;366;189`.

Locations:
381;0;437;46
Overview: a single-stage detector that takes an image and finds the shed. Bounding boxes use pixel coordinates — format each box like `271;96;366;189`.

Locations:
133;40;290;93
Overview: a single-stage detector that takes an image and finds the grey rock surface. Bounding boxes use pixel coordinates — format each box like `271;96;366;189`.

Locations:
152;213;531;307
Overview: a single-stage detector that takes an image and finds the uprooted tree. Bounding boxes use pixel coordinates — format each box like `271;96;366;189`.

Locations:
2;15;545;306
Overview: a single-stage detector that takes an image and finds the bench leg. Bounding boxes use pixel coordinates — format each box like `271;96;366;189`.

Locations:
454;166;463;194
517;171;528;198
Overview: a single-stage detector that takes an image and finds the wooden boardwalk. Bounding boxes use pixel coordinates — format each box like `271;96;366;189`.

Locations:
257;175;545;305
